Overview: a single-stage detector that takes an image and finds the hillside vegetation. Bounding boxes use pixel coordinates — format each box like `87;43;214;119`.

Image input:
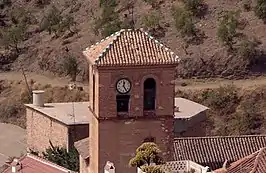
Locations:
0;0;266;79
177;84;266;136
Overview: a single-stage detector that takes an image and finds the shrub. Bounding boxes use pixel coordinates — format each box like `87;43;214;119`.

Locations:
0;0;11;9
40;6;62;37
172;7;197;37
63;55;79;82
142;11;161;29
40;6;76;37
94;0;122;36
243;0;251;11
198;85;240;113
34;0;51;8
143;0;160;9
231;100;264;135
59;15;77;34
217;11;239;50
10;8;36;25
100;0;117;7
101;20;122;37
141;165;164;173
181;0;207;17
42;141;79;172
237;39;258;60
1;23;27;53
254;0;266;21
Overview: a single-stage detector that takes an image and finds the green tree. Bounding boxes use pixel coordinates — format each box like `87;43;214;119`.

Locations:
181;0;205;17
231;100;264;135
1;23;27;52
217;11;239;50
142;11;161;29
42;141;79;172
143;0;160;9
254;0;266;21
237;39;258;60
94;0;122;36
60;15;77;34
129;142;164;172
10;7;36;25
40;6;63;37
63;55;79;82
0;0;11;9
141;165;164;173
172;7;197;37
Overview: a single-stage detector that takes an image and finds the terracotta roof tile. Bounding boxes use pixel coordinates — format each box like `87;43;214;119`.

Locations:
83;29;180;66
174;135;266;170
216;147;266;173
2;153;75;173
74;137;90;159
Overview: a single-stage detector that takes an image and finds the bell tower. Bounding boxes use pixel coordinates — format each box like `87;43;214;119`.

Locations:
83;29;180;173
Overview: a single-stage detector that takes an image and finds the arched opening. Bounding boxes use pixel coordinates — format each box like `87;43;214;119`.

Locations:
143;136;156;143
143;78;156;111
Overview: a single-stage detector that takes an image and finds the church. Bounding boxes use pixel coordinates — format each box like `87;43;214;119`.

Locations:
25;28;210;173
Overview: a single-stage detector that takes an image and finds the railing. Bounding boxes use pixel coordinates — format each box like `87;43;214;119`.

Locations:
137;161;212;173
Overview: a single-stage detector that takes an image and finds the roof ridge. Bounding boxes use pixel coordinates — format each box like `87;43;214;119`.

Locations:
251;147;266;173
228;149;260;170
138;28;178;60
174;135;266;140
95;29;124;64
26;153;74;172
86;28;180;66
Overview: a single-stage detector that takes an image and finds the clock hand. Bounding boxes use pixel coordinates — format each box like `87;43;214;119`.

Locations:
123;85;127;92
122;81;127;91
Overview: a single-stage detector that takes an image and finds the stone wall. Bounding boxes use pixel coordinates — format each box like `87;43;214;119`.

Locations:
26;107;90;152
26;108;68;152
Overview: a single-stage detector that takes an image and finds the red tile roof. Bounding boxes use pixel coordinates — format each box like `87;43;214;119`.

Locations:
174;135;266;170
215;147;266;173
2;153;76;173
83;29;180;66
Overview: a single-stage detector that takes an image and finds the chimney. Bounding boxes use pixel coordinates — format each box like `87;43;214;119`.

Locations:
32;90;45;107
104;161;115;173
11;158;22;173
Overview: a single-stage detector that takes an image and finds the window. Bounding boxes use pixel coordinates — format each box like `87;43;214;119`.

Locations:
92;74;95;111
143;136;156;143
144;78;156;110
117;95;130;112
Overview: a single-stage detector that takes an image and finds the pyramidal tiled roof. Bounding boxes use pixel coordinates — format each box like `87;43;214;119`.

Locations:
83;29;180;66
174;135;266;170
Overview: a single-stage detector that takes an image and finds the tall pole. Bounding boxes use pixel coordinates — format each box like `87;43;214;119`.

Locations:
21;67;32;102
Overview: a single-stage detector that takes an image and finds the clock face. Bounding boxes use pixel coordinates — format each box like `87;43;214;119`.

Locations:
116;78;131;94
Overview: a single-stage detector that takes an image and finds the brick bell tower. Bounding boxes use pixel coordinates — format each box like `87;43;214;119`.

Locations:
83;29;180;173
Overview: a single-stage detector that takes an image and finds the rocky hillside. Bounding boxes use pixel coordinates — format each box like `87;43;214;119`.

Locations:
0;0;266;80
